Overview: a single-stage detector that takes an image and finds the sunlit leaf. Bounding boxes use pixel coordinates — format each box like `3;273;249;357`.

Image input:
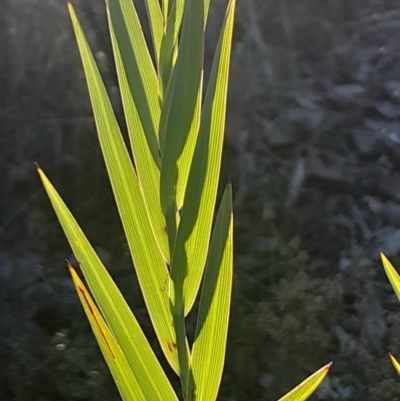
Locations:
69;264;146;401
161;0;169;22
159;0;184;95
170;0;236;315
142;0;164;62
188;184;233;400
381;254;400;376
277;363;332;401
38;167;178;400
68;3;181;373
107;3;170;262
159;0;204;244
108;0;161;151
381;252;400;301
389;353;400;375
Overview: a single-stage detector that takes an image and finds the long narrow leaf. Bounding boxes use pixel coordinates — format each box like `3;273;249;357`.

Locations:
189;184;233;401
107;0;161;155
38;167;178;400
159;0;184;96
381;254;400;375
162;0;170;22
107;3;170;262
171;0;236;315
159;0;204;243
67;4;181;374
381;252;400;301
277;363;332;401
390;353;400;375
158;0;206;385
69;265;146;401
142;0;164;63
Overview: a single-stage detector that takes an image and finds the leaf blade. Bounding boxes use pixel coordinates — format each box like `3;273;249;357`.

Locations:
188;184;233;400
108;0;161;150
159;0;185;96
65;3;181;374
107;3;170;262
381;252;400;301
38;167;178;401
277;363;332;401
142;0;164;62
69;265;146;401
389;353;400;375
171;0;236;315
159;0;204;244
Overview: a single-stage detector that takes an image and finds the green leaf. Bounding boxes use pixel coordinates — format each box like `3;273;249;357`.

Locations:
158;0;207;387
107;0;161;153
142;0;164;63
162;0;170;22
188;183;233;401
68;3;181;374
277;363;332;401
38;167;178;401
107;3;170;263
159;0;185;96
381;252;400;301
159;0;204;244
170;0;236;315
69;265;146;401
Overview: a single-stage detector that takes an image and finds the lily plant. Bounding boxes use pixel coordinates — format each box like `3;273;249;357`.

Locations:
38;0;331;399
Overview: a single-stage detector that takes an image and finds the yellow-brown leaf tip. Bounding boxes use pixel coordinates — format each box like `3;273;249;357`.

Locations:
66;260;75;273
35;163;43;176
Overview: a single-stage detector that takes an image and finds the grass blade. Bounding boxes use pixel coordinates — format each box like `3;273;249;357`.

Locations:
159;0;185;96
107;4;170;262
108;0;161;153
69;265;146;401
381;254;400;376
170;0;236;315
390;353;400;375
158;0;206;388
277;363;332;401
38;168;178;400
68;3;180;373
159;0;204;243
162;0;170;22
142;0;164;63
188;184;233;400
381;252;400;301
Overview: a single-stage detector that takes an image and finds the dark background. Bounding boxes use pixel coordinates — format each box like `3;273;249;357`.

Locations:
2;0;400;399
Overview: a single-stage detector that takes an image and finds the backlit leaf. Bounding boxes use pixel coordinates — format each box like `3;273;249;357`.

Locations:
277;363;332;401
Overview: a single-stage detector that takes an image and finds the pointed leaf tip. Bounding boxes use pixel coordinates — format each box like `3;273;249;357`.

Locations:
389;353;400;375
380;252;391;267
277;362;332;401
380;252;400;301
66;260;75;274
